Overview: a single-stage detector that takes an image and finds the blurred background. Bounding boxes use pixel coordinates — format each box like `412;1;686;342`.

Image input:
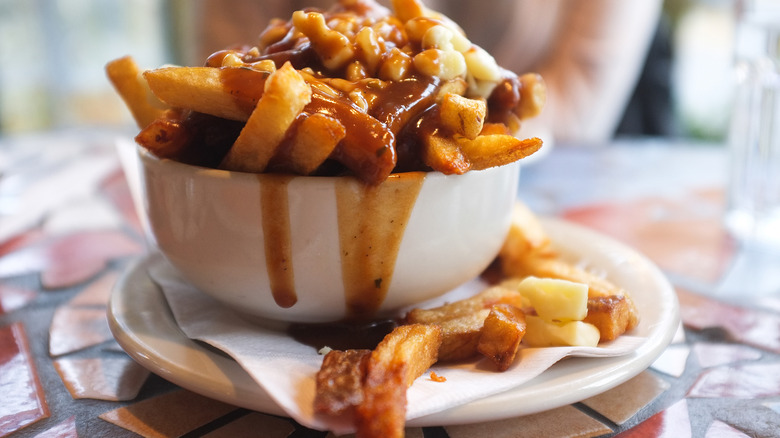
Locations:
0;0;740;143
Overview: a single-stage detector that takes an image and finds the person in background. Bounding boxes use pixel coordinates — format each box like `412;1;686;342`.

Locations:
190;0;663;144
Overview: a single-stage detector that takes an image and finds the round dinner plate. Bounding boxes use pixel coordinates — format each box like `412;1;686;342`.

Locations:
108;217;679;426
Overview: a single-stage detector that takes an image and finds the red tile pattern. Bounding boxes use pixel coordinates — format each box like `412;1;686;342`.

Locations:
581;371;670;425
32;416;78;438
0;322;50;436
203;412;295;438
677;288;780;354
54;356;150;401
49;306;113;357
613;399;691;438
0;230;142;289
99;389;238;437
704;420;751;438
687;363;780;398
0;283;36;315
692;343;762;368
100;167;145;237
562;191;736;284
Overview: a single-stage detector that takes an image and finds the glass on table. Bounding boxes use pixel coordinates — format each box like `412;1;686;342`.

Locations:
725;0;780;249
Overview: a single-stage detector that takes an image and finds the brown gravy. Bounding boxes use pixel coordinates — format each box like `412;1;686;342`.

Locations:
336;172;425;318
289;319;398;351
259;172;425;319
260;174;297;308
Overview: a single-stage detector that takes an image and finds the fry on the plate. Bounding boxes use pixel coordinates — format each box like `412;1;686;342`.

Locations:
283;113;346;175
405;286;523;325
105;56;167;128
498;203;640;340
144;66;271;122
436;308;490;361
314;349;371;416
584;295;637;341
405;286;525;361
477;304;526;371
439;93;486;140
220;62;312;173
458;134;542;171
356;324;441;438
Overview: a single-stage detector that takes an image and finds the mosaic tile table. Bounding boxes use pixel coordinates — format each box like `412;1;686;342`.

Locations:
1;132;779;437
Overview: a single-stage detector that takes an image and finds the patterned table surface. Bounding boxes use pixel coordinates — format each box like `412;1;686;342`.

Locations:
1;131;779;438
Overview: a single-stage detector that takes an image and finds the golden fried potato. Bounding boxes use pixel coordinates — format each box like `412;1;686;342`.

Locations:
105;56;167;128
500;203;554;257
439;93;486;140
584;295;638;341
285;113;346;175
220;63;312;173
478;304;526;371
405;286;524;325
134;115;190;159
517;73;546;120
144;66;270;122
498;204;640;340
314;349;371;416
356;324;441;438
458;134;542;171
422;132;471;175
437;309;490;361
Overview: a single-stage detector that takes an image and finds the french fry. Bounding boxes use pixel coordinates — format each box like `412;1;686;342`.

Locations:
584;295;638;341
314;349;371;416
134;115;190;159
144;66;268;122
517;73;546;120
421;132;471;175
501;202;554;256
458;134;542;171
498;203;640;340
285;113;346;175
439;93;486;140
478;304;526;371
105;56;167;128
220;63;312;173
437;309;490;361
405;286;523;325
356;324;441;438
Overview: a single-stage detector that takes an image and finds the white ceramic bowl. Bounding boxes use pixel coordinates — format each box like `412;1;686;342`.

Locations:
139;145;519;323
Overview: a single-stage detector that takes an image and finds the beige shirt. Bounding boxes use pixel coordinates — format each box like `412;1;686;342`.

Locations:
191;0;662;143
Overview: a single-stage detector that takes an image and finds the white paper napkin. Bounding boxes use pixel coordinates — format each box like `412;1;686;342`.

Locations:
148;257;645;434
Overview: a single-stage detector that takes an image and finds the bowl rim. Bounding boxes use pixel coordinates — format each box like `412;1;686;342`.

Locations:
136;143;517;183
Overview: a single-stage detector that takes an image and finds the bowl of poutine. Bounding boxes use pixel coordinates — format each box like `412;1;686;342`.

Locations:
139;147;520;322
109;0;546;323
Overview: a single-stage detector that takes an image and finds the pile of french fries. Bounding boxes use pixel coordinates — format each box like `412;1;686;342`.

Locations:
106;0;546;185
315;203;640;437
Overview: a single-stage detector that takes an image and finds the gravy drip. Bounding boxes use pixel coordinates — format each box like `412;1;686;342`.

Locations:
336;172;425;318
259;174;297;308
258;172;425;319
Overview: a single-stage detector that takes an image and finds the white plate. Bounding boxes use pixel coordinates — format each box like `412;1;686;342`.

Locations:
107;217;679;426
